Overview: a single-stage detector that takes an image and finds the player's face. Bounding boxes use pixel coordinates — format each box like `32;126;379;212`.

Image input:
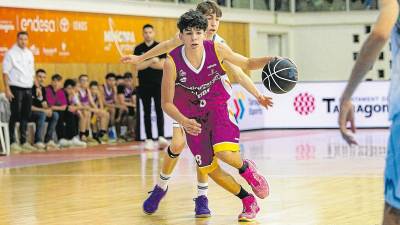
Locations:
180;28;205;50
65;85;75;96
52;80;62;90
90;85;99;95
206;13;220;38
124;78;133;87
79;77;89;88
143;27;155;42
106;77;116;87
17;34;28;49
36;72;46;85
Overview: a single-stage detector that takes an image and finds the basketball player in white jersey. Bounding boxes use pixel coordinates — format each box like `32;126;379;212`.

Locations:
122;1;273;217
338;0;400;224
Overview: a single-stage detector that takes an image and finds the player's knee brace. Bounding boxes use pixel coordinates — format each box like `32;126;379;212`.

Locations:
167;146;180;159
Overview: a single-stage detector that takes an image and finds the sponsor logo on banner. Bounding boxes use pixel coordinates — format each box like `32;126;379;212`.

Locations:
104;17;135;55
42;47;57;56
20;16;56;32
262;81;390;128
73;20;87;31
322;96;389;118
0;20;15;33
104;30;135;43
59;42;70;56
293;92;315;115
232;91;263;122
0;47;8;56
59;17;70;32
233;92;245;121
30;45;40;56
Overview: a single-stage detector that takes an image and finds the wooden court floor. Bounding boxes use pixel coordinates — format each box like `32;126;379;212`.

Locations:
0;129;388;225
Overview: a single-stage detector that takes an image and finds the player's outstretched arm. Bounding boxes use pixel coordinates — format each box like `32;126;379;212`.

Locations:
339;0;398;145
121;33;182;64
223;61;273;109
161;57;201;136
216;42;276;70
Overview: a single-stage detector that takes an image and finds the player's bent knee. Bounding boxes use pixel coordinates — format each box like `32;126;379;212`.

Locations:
167;146;181;159
207;166;221;179
170;141;185;153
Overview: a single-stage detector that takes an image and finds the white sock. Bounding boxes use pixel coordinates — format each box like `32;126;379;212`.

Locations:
157;172;171;190
197;182;208;197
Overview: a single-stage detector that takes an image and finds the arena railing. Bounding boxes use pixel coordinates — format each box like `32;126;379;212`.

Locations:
148;0;378;12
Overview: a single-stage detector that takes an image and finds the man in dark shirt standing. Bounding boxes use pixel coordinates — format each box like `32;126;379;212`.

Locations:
30;69;59;151
133;24;168;150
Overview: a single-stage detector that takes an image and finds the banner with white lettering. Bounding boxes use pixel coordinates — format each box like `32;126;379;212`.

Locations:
233;81;390;129
139;81;390;139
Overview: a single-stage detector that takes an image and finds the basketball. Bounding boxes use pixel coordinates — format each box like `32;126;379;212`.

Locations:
262;57;298;94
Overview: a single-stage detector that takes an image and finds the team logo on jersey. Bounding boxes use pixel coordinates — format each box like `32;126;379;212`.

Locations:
178;69;187;83
208;69;220;77
199;99;207;108
207;64;218;76
207;64;217;69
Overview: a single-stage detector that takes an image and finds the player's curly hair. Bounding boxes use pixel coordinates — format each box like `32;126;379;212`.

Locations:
177;10;208;33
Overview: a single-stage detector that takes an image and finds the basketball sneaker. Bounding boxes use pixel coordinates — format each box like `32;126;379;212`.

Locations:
46;140;60;150
58;139;71;148
158;137;169;149
238;194;259;222
143;185;168;215
240;159;269;199
10;143;22;154
144;139;154;150
70;137;87;148
21;142;37;153
34;142;46;150
194;195;211;218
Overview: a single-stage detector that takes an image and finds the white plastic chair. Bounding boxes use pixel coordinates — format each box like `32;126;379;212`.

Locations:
0;122;10;155
0;93;10;155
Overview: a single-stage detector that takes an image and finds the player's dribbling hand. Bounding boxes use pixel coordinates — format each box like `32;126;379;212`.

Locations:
182;118;201;136
338;99;358;145
256;95;273;109
120;55;142;64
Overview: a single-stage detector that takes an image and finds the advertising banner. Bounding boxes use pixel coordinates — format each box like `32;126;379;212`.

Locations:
0;7;153;63
139;81;390;139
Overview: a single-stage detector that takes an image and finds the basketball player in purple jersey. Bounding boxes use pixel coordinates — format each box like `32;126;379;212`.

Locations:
161;10;277;222
78;74;109;143
122;1;273;218
89;81;110;143
77;74;93;142
101;73;118;140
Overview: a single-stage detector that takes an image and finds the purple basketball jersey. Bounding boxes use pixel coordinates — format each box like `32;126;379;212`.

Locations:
79;89;90;105
169;40;232;118
169;40;239;172
103;84;115;104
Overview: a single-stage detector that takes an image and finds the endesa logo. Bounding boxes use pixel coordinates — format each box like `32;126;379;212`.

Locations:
293;92;315;115
20;16;56;32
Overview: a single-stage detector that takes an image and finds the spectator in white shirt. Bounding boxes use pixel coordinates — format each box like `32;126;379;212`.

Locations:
2;31;36;153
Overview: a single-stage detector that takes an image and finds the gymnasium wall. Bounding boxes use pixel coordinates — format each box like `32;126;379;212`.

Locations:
249;11;391;82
